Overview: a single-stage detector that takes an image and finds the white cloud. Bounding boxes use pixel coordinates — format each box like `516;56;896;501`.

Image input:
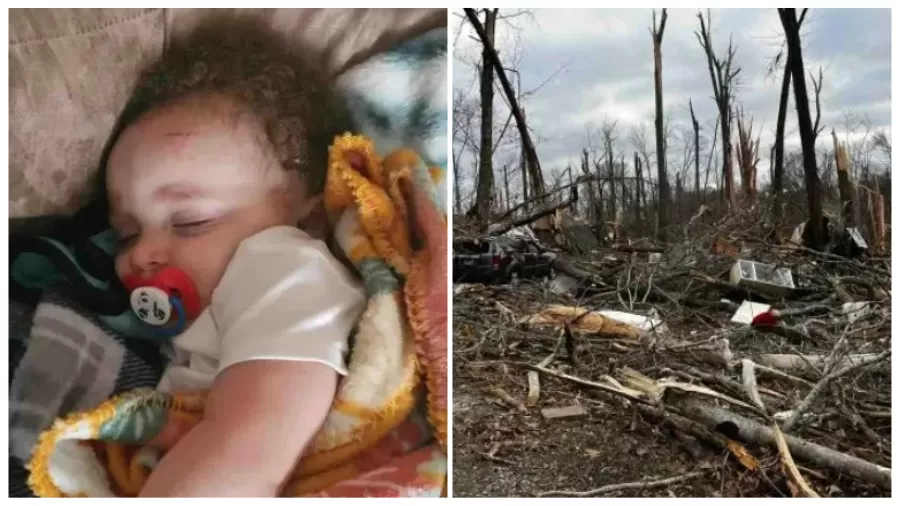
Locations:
453;8;891;199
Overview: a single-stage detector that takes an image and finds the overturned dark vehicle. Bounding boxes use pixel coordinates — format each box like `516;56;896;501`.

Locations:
452;232;556;284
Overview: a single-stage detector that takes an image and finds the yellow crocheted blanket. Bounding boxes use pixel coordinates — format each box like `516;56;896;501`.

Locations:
26;134;447;497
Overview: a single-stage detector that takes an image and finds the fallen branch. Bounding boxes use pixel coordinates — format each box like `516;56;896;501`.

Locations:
772;423;821;497
487;386;527;413
741;359;768;415
491;177;587;224
521;363;653;406
839;405;886;452
612;244;666;254
527;333;563;407
537;471;706;497
551;258;613;289
672;395;891;489
486;197;575;236
756;353;890;377
781;350;891;431
773;242;891;278
751;362;815;387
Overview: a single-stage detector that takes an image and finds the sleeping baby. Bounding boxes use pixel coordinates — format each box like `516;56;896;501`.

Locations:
104;18;365;496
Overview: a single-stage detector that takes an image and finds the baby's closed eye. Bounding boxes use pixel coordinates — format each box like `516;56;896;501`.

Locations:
172;218;216;235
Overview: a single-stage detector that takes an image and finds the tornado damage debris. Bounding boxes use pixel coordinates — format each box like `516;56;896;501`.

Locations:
454;207;891;498
453;7;890;498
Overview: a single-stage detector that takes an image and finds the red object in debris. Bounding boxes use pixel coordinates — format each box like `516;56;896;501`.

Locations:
751;310;780;328
122;266;202;321
491;254;501;270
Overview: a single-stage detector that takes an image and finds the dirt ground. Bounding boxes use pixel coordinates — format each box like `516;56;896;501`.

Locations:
453;363;734;497
451;275;891;498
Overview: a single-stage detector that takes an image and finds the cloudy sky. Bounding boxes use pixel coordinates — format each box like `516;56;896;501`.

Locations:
452;8;891;198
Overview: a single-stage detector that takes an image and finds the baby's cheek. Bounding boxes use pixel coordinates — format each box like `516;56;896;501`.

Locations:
114;254;131;284
175;244;232;308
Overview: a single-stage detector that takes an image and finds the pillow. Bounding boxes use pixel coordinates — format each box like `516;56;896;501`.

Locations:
8;8;445;219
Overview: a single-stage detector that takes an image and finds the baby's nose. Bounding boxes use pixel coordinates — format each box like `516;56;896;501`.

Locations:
128;230;170;277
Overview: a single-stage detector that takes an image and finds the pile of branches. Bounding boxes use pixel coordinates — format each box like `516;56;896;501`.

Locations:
453;215;891;497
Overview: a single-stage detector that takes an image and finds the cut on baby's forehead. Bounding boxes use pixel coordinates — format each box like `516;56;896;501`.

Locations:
108;96;272;175
104;95;291;223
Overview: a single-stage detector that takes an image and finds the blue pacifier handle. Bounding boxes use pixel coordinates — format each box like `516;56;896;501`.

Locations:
150;296;186;338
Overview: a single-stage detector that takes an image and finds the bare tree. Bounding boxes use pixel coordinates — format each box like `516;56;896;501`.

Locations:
620;155;629;226
452;89;480;214
703;113;720;194
676;125;696;218
580;148;596;222
592;156;606;228
767;10;804;225
634;152;643;223
772;61;789;223
651;8;670;241
872;129;891;162
778;8;826;250
502;163;512;212
696;9;740;209
689;99;701;197
464;8;547;216
600;120;618;221
468;9;499;224
832;129;856;228
631;124;654;216
735;106;760;200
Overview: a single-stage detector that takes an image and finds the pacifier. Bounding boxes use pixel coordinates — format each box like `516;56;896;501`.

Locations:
122;266;201;338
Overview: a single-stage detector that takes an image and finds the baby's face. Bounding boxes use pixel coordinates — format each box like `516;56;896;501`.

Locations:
107;96;303;314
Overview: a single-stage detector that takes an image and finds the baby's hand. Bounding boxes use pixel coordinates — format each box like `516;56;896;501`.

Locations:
147;411;202;451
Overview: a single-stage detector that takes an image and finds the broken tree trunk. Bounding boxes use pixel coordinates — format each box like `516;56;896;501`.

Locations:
582;148;595;223
675;173;683;223
696;10;738;210
690;99;701;198
673;395;891;490
464;8;546;207
652;8;670;242
779;8;825;250
773;50;791;225
593;158;606;228
735;107;759;201
471;8;497;225
833;129;856;228
605;128;616;225
520;104;529;213
703;113;720;194
634;152;643;224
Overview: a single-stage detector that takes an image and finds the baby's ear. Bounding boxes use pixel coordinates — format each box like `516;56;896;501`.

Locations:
296;193;329;240
273;171;329;240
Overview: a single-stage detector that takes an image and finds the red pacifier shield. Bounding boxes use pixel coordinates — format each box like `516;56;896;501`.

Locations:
122;267;201;325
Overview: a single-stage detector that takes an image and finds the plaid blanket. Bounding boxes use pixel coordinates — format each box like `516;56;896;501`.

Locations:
8;26;447;497
8;290;165;496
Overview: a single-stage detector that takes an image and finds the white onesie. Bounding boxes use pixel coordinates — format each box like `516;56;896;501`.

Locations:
156;225;366;393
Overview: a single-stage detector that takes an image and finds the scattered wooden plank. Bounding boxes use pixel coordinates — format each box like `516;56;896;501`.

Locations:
541;405;587;419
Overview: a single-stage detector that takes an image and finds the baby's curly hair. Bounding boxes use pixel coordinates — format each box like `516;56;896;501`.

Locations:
109;15;352;194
